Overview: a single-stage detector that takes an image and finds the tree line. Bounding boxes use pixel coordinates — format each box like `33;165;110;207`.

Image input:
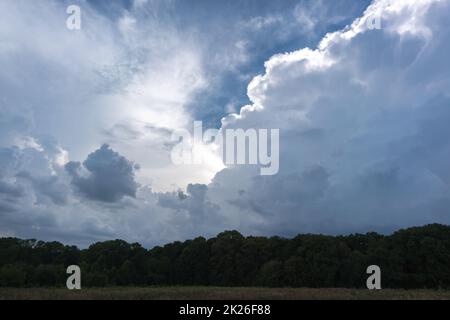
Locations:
1;224;449;288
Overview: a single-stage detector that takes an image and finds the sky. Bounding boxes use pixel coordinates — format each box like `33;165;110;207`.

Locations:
1;0;450;247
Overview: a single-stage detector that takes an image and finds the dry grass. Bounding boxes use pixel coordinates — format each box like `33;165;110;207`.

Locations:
1;287;450;300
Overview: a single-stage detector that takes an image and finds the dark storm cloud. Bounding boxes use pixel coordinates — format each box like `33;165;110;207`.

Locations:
0;180;23;198
66;144;139;203
16;172;69;205
228;166;330;222
158;183;220;224
0;147;19;177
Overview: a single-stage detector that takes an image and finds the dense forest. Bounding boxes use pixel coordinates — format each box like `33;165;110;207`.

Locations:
1;224;450;288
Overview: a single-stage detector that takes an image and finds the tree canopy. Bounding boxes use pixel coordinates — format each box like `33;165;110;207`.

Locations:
1;224;449;288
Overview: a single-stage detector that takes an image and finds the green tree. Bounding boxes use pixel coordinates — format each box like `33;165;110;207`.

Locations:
257;260;284;287
0;264;26;287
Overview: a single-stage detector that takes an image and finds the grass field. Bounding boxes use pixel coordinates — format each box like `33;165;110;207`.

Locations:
1;287;450;300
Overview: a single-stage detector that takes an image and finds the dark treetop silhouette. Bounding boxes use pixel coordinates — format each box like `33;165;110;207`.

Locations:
1;224;449;288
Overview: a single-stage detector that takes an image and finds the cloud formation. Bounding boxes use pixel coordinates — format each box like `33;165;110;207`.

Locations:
1;0;450;247
66;144;139;202
210;0;450;236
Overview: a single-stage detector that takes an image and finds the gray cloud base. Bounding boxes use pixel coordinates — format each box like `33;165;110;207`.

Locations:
66;144;139;203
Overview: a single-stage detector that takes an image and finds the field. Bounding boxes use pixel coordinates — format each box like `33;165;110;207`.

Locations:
1;287;450;300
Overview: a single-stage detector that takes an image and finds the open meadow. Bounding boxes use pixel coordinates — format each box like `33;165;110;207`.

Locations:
1;287;450;300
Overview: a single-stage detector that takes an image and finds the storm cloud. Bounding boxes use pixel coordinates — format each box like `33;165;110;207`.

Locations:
66;144;139;203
